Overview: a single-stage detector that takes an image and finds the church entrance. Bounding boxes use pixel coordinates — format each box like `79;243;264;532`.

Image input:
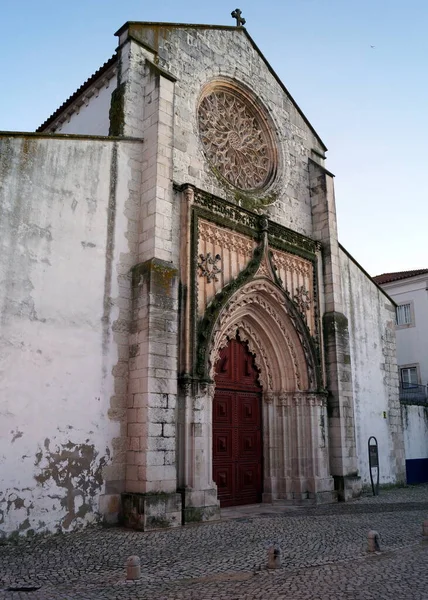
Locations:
212;338;263;507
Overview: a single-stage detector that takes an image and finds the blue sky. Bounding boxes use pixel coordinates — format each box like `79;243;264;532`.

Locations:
1;0;427;276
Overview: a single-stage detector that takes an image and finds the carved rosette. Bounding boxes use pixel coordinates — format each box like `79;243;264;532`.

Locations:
198;253;222;282
197;219;256;315
198;83;277;191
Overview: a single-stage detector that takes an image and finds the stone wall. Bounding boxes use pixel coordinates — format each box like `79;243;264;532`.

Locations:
0;134;140;537
340;247;406;486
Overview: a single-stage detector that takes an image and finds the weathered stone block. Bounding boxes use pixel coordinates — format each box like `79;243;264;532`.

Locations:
121;492;182;531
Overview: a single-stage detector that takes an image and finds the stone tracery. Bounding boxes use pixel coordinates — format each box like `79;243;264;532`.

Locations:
270;250;311;277
209;279;312;393
198;219;254;257
218;320;274;391
198;86;276;191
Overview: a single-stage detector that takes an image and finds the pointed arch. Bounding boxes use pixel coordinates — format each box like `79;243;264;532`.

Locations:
208;278;319;393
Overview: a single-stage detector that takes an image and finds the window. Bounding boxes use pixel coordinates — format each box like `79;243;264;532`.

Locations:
400;366;418;388
396;303;412;326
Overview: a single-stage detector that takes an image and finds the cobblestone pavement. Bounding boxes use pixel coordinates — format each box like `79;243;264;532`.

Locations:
1;486;428;599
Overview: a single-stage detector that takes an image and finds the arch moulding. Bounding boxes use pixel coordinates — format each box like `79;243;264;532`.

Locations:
209;278;314;395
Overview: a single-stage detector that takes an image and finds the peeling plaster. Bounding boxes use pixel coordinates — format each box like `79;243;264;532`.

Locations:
0;440;110;538
33;438;109;530
0;137;135;538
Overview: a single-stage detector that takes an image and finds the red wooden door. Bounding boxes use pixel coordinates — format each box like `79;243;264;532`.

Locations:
213;338;263;507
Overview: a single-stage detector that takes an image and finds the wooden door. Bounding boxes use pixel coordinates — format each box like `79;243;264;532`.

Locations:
213;338;263;507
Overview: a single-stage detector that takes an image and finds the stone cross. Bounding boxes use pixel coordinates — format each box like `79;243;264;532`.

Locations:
231;8;246;26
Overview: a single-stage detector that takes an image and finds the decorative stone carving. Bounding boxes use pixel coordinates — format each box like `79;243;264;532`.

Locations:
198;220;254;257
269;249;315;335
256;258;272;279
264;392;275;404
270;251;311;278
200;382;215;401
198;253;222;282
209;279;313;392
293;286;311;319
231;8;246;26
192;189;319;256
236;322;273;391
198;85;276;191
278;392;293;407
183;185;195;204
212;320;272;391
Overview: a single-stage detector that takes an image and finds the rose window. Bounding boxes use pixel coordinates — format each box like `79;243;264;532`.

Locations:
198;85;277;191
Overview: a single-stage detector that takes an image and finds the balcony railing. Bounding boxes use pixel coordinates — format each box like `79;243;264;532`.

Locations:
399;383;428;403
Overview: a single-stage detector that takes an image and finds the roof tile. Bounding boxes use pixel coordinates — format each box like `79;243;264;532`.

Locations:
372;269;428;285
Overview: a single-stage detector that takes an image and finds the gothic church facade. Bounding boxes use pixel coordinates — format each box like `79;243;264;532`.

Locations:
0;19;405;536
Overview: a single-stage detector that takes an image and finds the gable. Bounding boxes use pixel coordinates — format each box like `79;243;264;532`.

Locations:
117;21;326;151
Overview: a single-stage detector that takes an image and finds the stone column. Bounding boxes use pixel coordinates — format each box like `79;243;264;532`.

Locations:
179;382;220;523
309;160;361;500
274;392;334;503
177;186;220;523
262;392;278;502
114;32;182;529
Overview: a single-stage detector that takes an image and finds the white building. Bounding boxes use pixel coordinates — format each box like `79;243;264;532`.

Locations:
374;269;428;484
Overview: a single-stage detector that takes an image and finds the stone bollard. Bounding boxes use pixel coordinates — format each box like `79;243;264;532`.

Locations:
422;520;428;537
126;555;141;580
367;530;380;553
267;545;281;569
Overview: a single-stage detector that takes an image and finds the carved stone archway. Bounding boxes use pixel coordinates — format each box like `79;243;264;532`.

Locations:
209;278;311;394
178;186;335;521
204;277;334;504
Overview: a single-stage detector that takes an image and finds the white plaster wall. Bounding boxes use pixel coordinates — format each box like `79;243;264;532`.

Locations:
340;249;405;485
123;26;326;237
401;404;428;459
0;135;135;537
381;277;428;386
47;78;115;136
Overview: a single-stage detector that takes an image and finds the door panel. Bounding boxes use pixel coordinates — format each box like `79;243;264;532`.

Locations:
213;463;235;505
213;338;263;507
213;391;234;424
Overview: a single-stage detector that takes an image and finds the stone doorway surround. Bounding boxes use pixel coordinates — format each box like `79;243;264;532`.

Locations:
177;185;336;525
